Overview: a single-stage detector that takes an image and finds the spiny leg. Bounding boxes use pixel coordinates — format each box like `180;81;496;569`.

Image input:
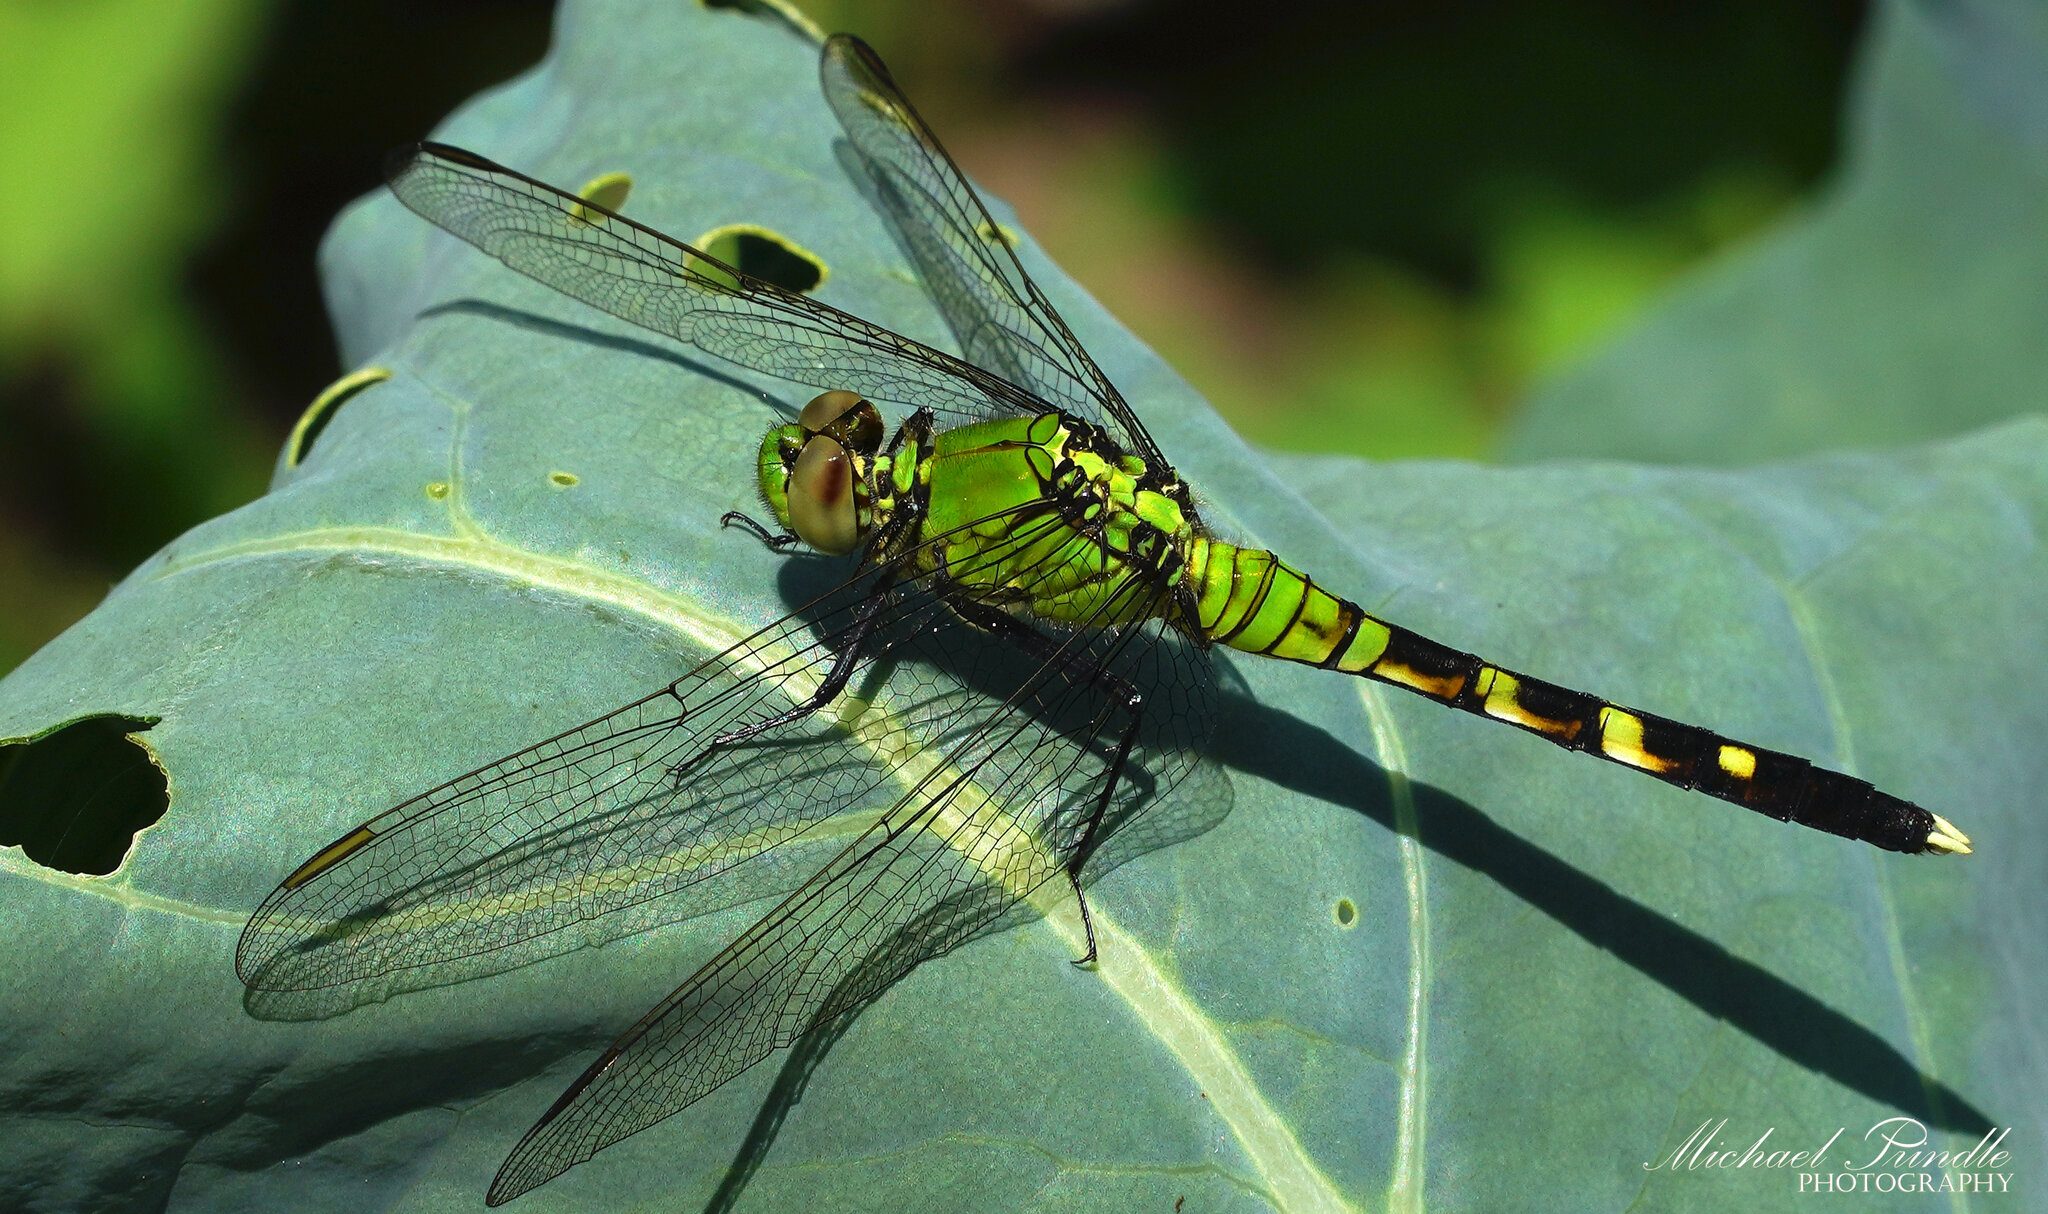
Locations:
715;582;894;746
708;409;935;754
669;578;895;784
721;511;801;552
945;596;1146;967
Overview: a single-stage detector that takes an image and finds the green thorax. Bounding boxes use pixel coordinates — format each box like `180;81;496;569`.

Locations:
891;411;1194;630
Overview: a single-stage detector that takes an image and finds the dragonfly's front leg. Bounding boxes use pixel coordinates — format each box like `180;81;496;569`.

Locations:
667;580;896;784
722;586;894;747
720;510;801;552
944;597;1146;968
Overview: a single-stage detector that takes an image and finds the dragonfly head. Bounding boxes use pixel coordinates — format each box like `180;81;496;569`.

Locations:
757;390;886;555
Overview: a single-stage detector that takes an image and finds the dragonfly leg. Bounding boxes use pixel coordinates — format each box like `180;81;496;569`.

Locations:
707;580;893;749
1068;868;1097;967
721;510;801;552
944;596;1146;968
1066;689;1142;967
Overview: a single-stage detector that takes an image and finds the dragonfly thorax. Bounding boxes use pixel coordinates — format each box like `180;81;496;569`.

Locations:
757;390;887;555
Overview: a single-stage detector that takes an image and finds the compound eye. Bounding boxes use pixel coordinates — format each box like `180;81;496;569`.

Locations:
800;390;867;433
799;390;884;456
787;436;860;554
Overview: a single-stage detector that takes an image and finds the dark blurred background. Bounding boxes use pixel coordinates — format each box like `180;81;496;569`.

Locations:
0;0;1865;671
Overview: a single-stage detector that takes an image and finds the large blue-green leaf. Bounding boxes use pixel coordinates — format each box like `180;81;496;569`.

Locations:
1;3;2038;1212
1507;0;2048;464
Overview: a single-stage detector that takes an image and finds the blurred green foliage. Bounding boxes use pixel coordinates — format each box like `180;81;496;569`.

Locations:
0;0;1864;670
0;0;270;669
1509;0;2048;463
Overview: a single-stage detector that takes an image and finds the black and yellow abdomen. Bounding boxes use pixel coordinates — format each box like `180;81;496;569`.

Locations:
1184;536;1966;856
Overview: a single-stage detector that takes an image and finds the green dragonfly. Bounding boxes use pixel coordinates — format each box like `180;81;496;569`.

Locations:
235;32;1971;1206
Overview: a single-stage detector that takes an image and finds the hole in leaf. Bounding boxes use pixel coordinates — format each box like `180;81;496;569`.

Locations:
1333;898;1358;928
0;715;167;876
689;224;826;295
288;366;390;467
570;170;633;225
549;470;580;488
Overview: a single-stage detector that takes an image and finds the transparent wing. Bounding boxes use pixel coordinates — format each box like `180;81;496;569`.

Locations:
238;504;1222;1200
485;565;1221;1205
386;142;1043;425
236;505;1072;1018
819;34;1168;465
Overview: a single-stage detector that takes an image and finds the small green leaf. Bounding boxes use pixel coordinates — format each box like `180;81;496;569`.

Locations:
0;3;2036;1212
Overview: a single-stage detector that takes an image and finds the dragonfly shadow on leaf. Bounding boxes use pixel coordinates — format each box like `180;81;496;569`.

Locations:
1205;688;1996;1138
688;668;1989;1214
699;882;998;1214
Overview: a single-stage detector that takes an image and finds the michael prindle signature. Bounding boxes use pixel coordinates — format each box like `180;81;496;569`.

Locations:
1645;1116;2013;1195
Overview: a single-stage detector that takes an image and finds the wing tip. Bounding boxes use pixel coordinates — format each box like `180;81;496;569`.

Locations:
820;30;865;57
382;141;427;188
820;31;890;86
385;140;502;191
230;916;298;992
233;886;295;987
487;1115;582;1207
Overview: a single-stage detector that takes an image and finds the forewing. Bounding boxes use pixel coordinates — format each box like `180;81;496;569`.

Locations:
386;142;1040;424
486;565;1219;1205
820;35;1166;462
236;599;874;1017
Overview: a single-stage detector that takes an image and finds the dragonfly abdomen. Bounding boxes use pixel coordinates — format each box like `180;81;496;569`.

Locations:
1185;537;1966;856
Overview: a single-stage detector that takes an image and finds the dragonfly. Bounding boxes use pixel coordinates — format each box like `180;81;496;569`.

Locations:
235;32;1972;1206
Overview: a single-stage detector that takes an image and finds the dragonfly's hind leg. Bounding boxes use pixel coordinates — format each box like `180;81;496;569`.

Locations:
944;598;1146;968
